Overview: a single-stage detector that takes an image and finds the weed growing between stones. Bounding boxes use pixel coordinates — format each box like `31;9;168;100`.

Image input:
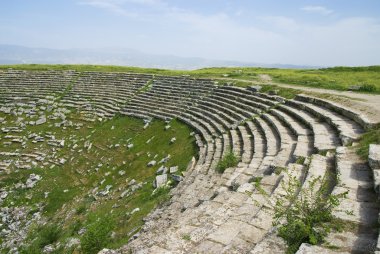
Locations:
357;124;380;159
295;156;306;165
81;215;115;254
216;151;239;173
272;171;349;254
182;234;191;241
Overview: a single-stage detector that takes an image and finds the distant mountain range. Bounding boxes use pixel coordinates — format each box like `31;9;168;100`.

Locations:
0;44;317;70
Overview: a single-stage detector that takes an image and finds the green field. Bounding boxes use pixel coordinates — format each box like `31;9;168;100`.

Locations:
1;64;380;93
0;111;197;253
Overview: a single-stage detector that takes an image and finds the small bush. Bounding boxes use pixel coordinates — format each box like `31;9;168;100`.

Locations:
359;84;376;92
216;151;239;173
81;216;115;254
182;234;191;241
357;125;380;159
20;224;61;253
273;171;348;254
76;204;86;215
69;219;83;236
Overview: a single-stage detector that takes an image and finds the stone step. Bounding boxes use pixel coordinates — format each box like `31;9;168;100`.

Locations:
295;94;376;130
288;99;364;145
333;146;379;227
253;117;279;157
278;104;340;152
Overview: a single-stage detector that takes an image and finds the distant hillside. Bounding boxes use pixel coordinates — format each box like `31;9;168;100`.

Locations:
0;44;316;70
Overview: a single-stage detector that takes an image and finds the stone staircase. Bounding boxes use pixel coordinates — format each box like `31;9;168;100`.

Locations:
0;69;379;253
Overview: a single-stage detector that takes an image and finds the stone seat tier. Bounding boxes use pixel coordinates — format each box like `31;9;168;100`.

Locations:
287;99;364;145
261;113;297;170
269;108;314;159
329;146;379;253
277;104;340;152
295;94;376;130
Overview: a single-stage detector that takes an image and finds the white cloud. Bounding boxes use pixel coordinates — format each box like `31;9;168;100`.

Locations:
73;1;380;66
157;11;380;66
301;5;334;16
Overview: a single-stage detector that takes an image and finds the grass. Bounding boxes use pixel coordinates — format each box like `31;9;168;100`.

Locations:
81;215;115;254
216;151;239;173
1;64;380;93
357;124;380;159
20;224;62;254
0;110;197;253
182;234;191;241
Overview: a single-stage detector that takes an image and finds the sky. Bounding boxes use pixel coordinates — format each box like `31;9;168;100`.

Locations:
1;0;380;66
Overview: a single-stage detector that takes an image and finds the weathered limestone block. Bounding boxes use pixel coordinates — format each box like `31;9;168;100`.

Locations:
296;243;349;254
369;144;380;170
154;174;168;188
369;144;380;193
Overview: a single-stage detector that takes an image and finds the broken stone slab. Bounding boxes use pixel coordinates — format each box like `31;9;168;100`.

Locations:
0;191;8;200
369;144;380;193
248;85;262;92
147;160;157;167
156;165;168;175
98;249;118;254
153;174;168;188
146;136;155;144
131;207;140;215
25;174;42;188
170;137;176;144
369;144;380;170
237;182;254;193
128;179;137;186
171;174;183;182
373;170;380;194
169;166;178;173
65;238;80;249
120;190;130;198
35;117;46;125
295;243;343;253
97;185;112;196
348;85;362;91
158;154;171;164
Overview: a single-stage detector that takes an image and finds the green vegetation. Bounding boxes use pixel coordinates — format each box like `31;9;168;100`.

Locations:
20;224;62;254
182;234;191;241
216;151;239;173
295;156;306;165
81;215;115;254
273;171;348;254
1;64;380;93
0;111;197;253
357;124;380;159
